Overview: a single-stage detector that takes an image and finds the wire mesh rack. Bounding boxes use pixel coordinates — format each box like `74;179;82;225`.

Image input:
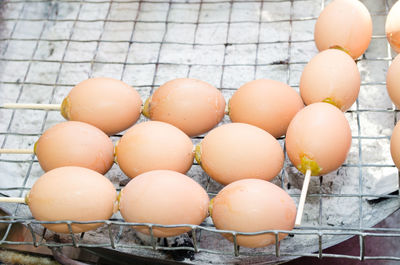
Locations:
1;0;400;263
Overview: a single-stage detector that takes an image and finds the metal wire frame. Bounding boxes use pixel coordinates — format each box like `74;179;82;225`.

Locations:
0;0;369;3
0;0;399;262
2;218;400;261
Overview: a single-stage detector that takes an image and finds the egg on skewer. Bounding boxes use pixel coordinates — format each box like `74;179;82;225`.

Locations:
61;77;142;135
285;102;352;225
142;78;226;137
0;166;118;234
386;0;400;53
35;121;115;174
386;54;400;108
119;170;209;238
314;0;372;59
228;79;304;138
195;123;284;185
115;121;194;179
1;77;143;136
0;121;115;174
286;103;352;176
300;49;360;112
210;179;296;248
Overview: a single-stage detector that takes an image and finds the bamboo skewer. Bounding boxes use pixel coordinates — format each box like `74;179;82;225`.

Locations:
3;102;230;115
1;103;61;110
3;102;226;115
295;169;311;227
0;149;35;154
224;104;229;115
0;197;26;204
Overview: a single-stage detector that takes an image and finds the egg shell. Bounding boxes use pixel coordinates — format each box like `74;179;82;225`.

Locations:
386;0;400;53
285;102;352;176
199;123;284;185
115;121;194;178
314;0;372;59
229;79;304;138
300;49;360;111
146;78;226;137
28;166;117;234
387;54;400;108
390;121;400;170
62;77;142;135
119;170;209;237
211;179;296;248
35;121;114;174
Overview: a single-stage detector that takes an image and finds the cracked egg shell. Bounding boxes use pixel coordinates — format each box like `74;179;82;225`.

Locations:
28;166;117;234
119;170;209;237
229;79;304;138
285;102;352;176
115;121;194;178
211;179;296;248
143;78;226;137
386;0;400;53
61;77;142;136
197;123;284;185
314;0;372;59
35;121;114;174
300;49;360;112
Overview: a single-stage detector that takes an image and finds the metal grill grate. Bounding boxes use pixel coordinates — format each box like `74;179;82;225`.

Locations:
0;0;400;263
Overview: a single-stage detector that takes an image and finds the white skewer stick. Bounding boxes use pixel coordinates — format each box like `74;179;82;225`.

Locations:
0;197;26;204
295;168;311;226
0;149;34;154
224;104;229;115
1;103;61;110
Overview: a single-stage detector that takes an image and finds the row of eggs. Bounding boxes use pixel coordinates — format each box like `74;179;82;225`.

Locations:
36;74;354;183
29;75;308;249
24;72;352;250
27;167;296;249
26;85;352;251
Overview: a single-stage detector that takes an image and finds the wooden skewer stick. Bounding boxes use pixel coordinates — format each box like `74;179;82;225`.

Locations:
224;104;229;115
0;149;34;154
0;197;26;204
1;103;61;110
295;168;311;226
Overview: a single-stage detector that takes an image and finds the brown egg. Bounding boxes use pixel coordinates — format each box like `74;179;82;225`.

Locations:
61;77;142;135
28;166;117;234
300;49;360;111
285;102;352;176
119;170;209;237
115;121;194;178
211;179;296;248
229;79;304;138
35;121;114;174
387;54;400;108
196;123;284;185
386;0;400;53
314;0;372;59
390;121;400;170
142;78;226;137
